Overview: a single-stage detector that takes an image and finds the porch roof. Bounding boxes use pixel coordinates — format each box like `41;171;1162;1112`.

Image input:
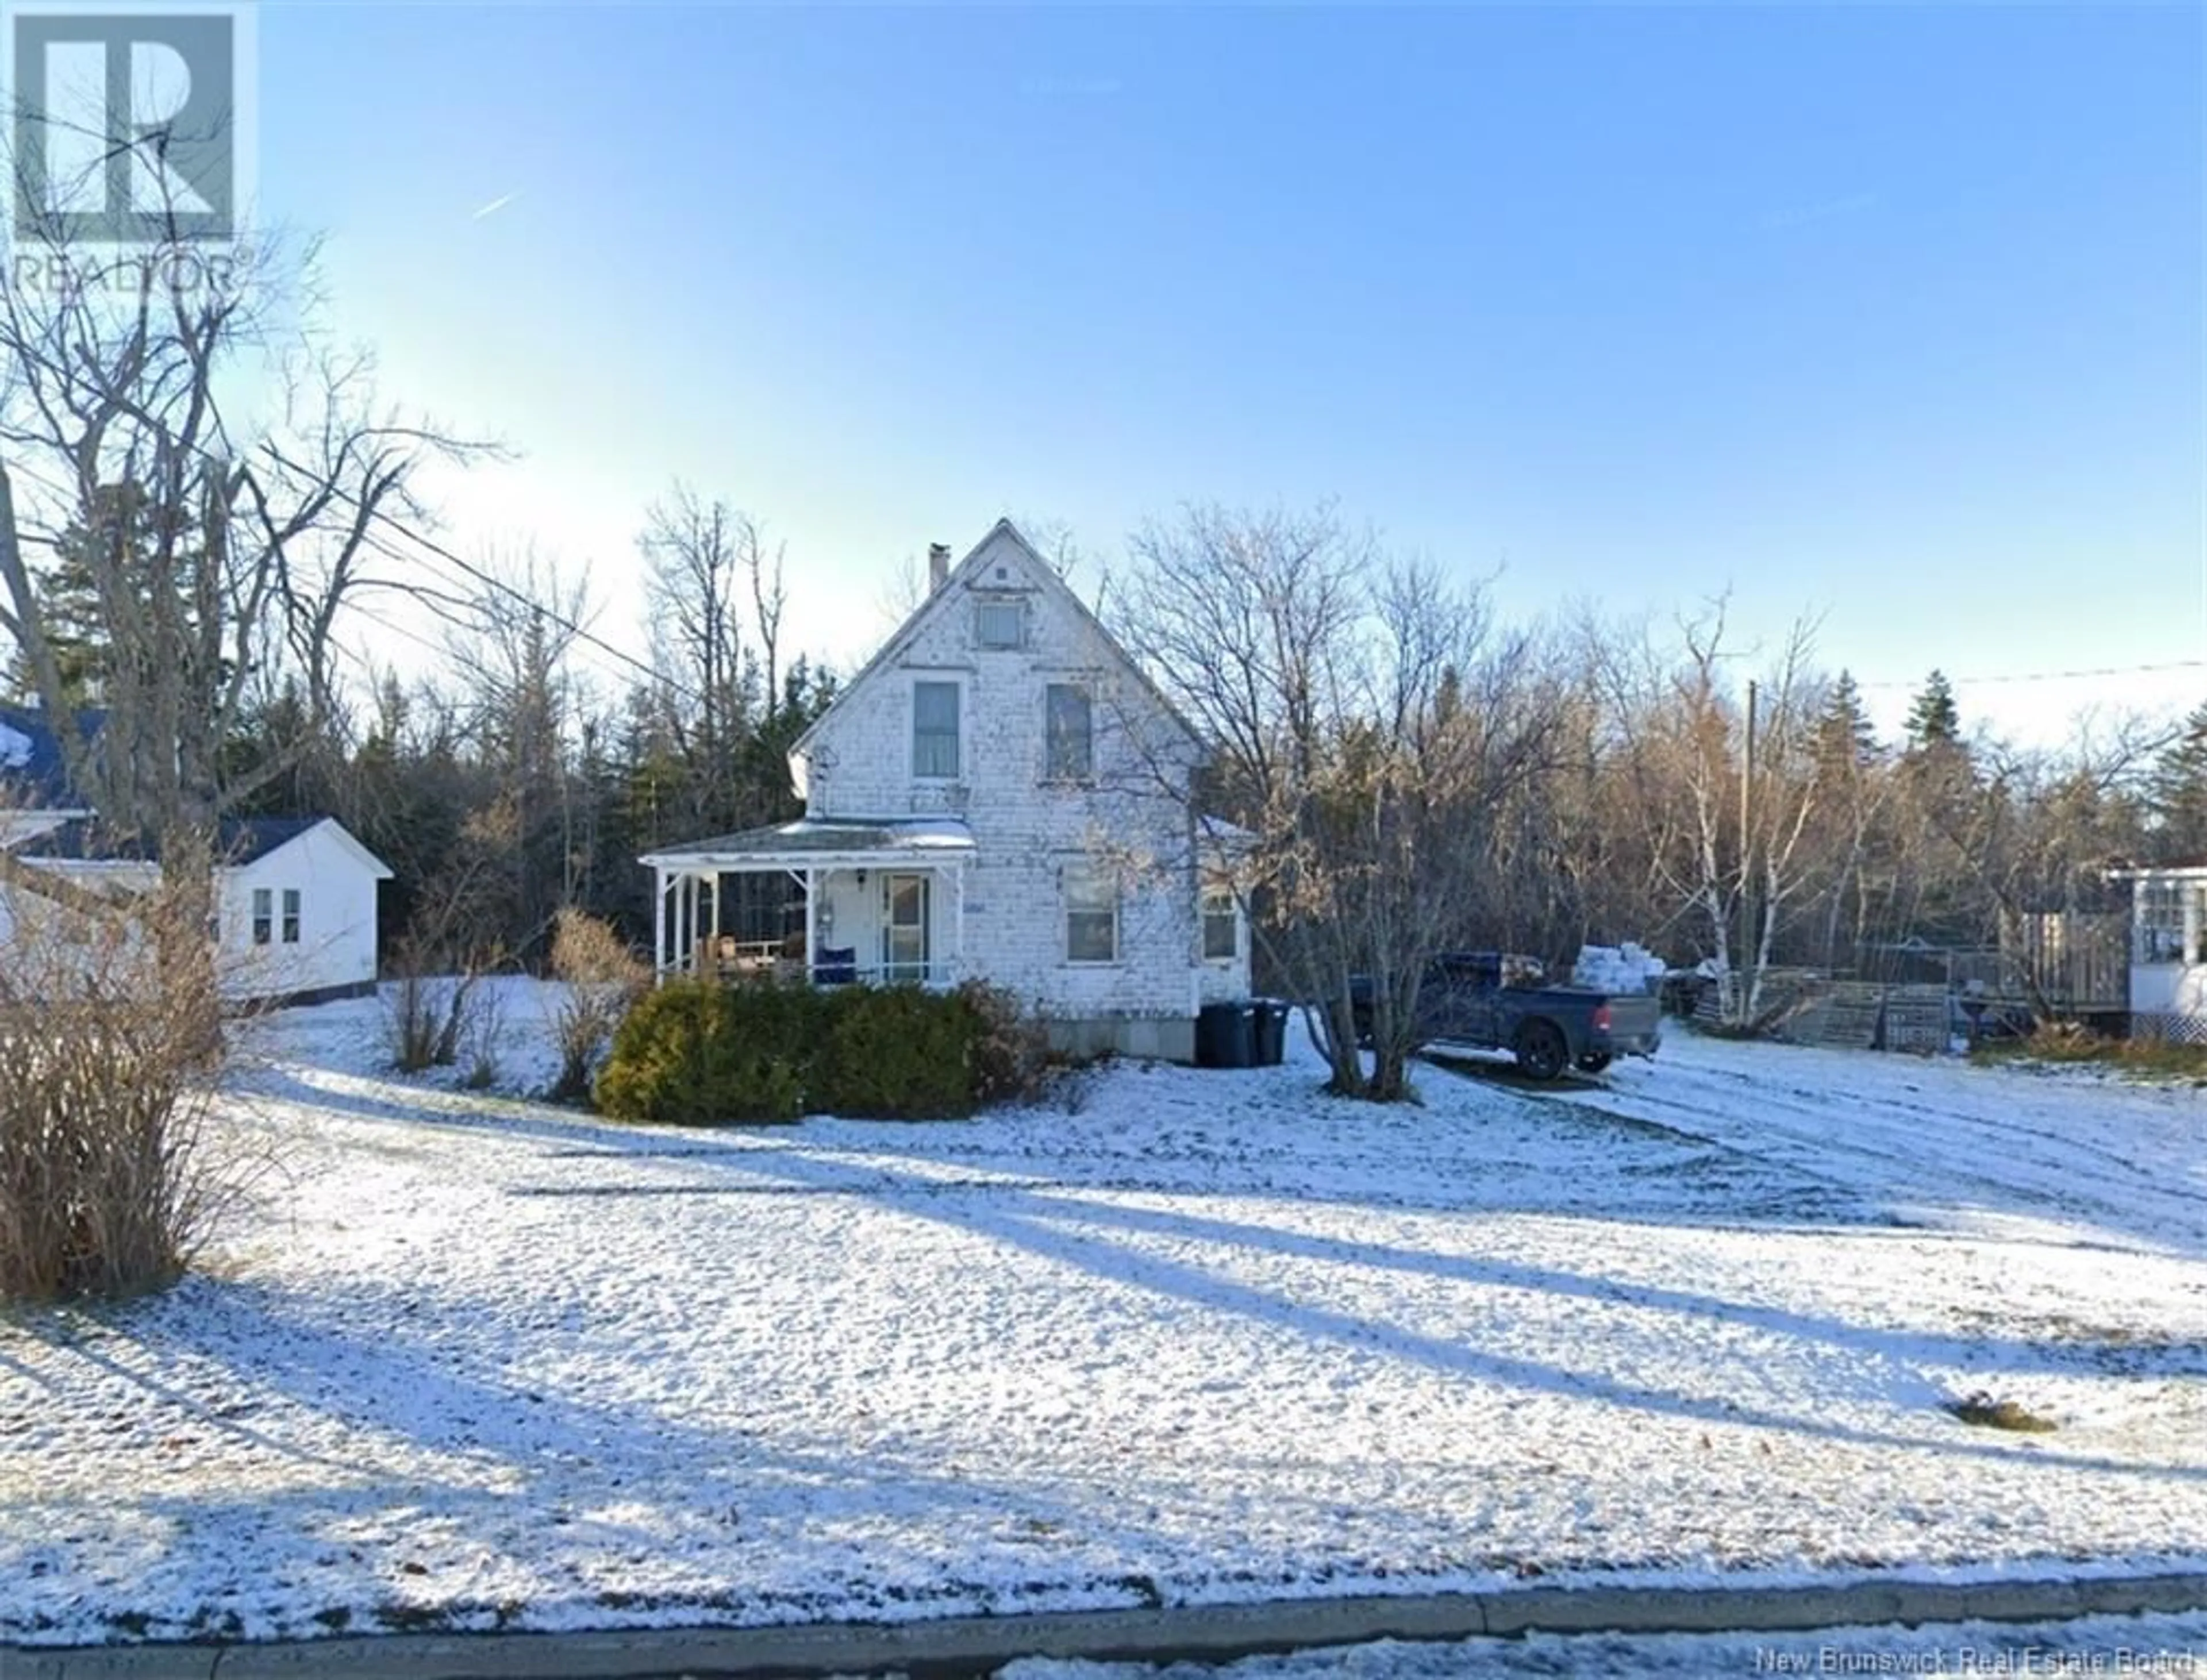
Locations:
640;817;976;872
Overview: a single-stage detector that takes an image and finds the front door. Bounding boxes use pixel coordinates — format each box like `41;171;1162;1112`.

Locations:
882;873;931;982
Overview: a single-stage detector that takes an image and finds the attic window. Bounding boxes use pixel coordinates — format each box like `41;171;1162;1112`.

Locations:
975;599;1024;649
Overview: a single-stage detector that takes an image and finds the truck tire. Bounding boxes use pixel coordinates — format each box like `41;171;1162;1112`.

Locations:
1514;1020;1568;1081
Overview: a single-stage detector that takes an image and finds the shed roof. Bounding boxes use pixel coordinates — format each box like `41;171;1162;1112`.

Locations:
17;814;349;867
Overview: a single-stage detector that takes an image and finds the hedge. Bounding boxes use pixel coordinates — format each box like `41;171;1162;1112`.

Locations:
593;978;1047;1124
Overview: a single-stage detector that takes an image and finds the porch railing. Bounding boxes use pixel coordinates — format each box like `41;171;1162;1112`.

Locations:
670;939;955;989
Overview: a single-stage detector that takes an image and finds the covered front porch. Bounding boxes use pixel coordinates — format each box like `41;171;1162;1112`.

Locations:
639;818;975;989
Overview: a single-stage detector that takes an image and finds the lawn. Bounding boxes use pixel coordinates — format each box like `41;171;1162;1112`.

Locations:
2;988;2201;1646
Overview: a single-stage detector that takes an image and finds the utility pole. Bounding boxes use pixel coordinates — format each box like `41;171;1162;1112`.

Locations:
1739;678;1758;1024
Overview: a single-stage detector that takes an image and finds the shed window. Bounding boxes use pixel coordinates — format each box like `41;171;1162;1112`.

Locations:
1044;683;1093;782
975;600;1025;649
1066;870;1118;964
251;888;272;946
913;681;960;779
282;888;302;945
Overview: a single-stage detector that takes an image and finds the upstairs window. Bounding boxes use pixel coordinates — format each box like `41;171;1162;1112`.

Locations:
1044;683;1093;782
282;888;302;945
913;681;961;779
251;888;272;946
1065;868;1118;964
1201;890;1237;962
975;599;1025;649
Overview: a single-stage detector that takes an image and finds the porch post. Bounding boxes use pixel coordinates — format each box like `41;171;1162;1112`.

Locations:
804;867;816;979
951;864;966;985
653;864;667;983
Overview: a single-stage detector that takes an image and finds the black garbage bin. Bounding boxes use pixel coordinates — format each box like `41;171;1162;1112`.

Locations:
1252;999;1289;1066
1197;1000;1256;1068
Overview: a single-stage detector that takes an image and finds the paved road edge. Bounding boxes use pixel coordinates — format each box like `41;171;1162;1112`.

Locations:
10;1571;2205;1680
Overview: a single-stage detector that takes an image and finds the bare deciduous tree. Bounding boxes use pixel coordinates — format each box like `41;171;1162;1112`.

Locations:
1118;504;1569;1100
1585;604;1828;1027
639;485;795;829
441;546;595;958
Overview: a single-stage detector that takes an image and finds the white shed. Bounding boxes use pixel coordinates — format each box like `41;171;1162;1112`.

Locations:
5;814;392;1006
212;818;393;1005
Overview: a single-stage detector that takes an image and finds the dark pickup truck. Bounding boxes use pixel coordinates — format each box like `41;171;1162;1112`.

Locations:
1350;952;1663;1079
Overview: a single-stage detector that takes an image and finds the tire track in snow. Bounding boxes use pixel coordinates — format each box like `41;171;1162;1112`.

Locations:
1549;1047;2205;1255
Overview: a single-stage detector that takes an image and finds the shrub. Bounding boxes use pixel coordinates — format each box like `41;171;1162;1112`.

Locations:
595;979;822;1124
594;978;1044;1124
383;935;503;1075
817;985;978;1120
958;979;1053;1106
381;846;509;1075
0;865;233;1302
546;909;652;1104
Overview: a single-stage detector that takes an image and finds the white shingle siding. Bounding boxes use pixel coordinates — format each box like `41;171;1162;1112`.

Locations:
800;526;1247;1042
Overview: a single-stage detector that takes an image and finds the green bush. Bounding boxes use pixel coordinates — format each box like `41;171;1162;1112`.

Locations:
816;985;978;1119
594;979;821;1124
594;978;1053;1124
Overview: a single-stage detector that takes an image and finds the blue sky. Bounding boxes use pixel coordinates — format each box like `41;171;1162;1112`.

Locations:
255;2;2202;745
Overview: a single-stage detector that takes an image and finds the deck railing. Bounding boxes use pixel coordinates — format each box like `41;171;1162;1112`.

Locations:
668;940;954;989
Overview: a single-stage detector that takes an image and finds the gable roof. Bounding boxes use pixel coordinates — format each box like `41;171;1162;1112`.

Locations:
0;705;102;810
13;813;394;876
791;518;1206;766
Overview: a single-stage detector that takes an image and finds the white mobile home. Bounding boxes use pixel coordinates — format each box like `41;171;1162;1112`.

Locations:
2124;864;2207;1042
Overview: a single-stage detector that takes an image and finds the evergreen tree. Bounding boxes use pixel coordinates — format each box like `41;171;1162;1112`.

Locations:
1905;670;1961;751
1813;670;1879;774
13;480;176;707
2148;702;2207;862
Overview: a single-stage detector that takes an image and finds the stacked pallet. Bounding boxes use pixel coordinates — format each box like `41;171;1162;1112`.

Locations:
1784;982;1883;1051
1881;985;1953;1054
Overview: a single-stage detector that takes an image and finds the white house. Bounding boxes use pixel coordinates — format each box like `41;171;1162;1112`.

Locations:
1;708;391;1006
2122;863;2207;1042
640;519;1252;1062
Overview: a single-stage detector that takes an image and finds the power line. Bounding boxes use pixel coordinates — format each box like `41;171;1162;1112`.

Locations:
10;410;2196;713
1851;659;2204;691
6;434;701;710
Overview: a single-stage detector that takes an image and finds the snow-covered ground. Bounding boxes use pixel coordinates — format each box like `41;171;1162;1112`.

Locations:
2;988;2201;1646
1002;1611;2207;1678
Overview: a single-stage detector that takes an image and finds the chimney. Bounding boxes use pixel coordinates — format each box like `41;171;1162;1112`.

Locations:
928;542;952;594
